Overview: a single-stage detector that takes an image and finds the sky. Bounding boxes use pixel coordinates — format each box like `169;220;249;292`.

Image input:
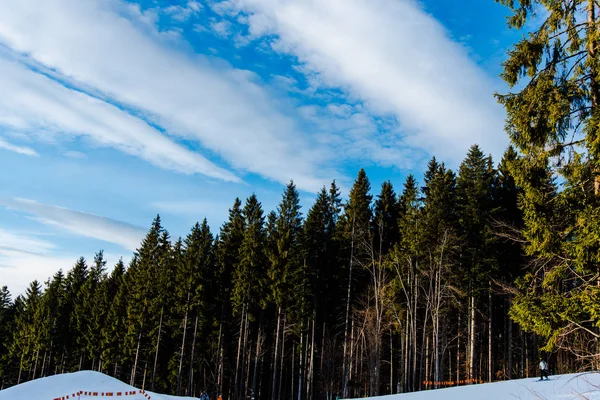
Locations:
0;0;521;295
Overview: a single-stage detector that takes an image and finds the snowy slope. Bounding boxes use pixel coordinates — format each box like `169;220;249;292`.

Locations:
354;373;600;400
0;371;200;400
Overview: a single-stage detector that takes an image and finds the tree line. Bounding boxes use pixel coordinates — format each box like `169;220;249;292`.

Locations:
4;0;600;397
0;144;587;399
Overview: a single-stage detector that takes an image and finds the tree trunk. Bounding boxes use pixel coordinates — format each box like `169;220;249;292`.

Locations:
188;314;199;394
469;296;475;383
252;324;263;399
457;313;461;385
307;316;316;400
40;349;47;378
239;309;249;399
342;218;355;399
177;308;189;395
278;313;287;400
488;284;492;383
131;318;144;387
390;329;393;394
297;324;304;400
271;306;282;400
152;308;164;391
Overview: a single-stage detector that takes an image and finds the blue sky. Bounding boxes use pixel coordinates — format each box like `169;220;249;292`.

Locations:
0;0;518;294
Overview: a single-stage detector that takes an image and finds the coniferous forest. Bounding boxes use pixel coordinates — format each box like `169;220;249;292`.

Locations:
4;0;600;398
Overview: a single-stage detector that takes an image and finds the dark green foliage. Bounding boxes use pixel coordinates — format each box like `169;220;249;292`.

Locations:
4;142;592;396
232;194;267;319
496;0;600;362
374;181;399;256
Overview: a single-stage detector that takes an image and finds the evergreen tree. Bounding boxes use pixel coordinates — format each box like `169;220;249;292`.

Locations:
374;181;399;256
66;257;89;370
125;215;164;386
81;251;108;368
340;169;373;397
215;198;245;397
0;286;14;384
456;145;495;296
497;0;600;366
101;259;127;378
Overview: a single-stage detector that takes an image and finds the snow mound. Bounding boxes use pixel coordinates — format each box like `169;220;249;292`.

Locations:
0;370;199;400
356;373;600;400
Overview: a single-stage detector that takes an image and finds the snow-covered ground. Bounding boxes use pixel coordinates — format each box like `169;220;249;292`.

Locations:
355;373;600;400
2;371;600;400
0;370;200;400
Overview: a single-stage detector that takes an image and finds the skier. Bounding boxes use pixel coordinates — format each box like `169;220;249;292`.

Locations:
539;358;549;381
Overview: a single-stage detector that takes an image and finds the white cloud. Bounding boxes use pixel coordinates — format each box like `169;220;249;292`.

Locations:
0;198;146;251
0;248;75;295
0;137;38;156
210;20;233;37
0;58;239;182
163;1;203;22
0;0;337;191
64;150;87;159
215;0;508;163
0;228;55;255
0;238;126;295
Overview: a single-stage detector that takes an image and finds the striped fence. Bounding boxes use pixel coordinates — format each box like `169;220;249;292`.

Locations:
53;389;151;400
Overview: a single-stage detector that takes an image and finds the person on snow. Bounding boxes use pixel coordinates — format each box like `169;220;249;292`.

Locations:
539;359;549;380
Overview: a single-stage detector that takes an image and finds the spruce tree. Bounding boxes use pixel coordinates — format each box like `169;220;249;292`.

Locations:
66;257;89;370
101;259;127;378
497;0;600;366
374;181;399;256
340;169;373;397
0;286;13;383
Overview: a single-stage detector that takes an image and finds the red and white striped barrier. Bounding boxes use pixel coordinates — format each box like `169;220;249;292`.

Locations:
53;389;151;399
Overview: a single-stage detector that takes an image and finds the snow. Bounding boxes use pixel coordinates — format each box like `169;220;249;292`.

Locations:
0;371;199;400
354;373;600;400
2;372;600;400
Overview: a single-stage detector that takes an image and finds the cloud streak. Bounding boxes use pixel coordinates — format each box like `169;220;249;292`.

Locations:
0;0;337;191
0;137;38;156
0;58;239;182
0;198;146;251
217;0;508;163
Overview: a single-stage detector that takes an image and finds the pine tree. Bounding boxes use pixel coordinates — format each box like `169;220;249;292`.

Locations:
215;198;245;397
340;169;373;397
497;0;600;368
101;259;127;378
269;182;303;400
456;145;496;382
374;181;399;257
126;215;164;386
230;194;268;400
0;286;14;384
11;281;42;383
66;257;89;371
81;251;108;369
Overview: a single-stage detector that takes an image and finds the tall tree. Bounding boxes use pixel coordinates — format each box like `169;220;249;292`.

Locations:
456;145;495;382
340;169;373;398
496;0;600;368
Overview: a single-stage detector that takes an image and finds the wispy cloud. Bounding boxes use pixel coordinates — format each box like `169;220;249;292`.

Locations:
0;248;75;295
0;0;338;191
0;228;55;255
0;137;38;156
210;20;233;37
0;58;239;182
163;1;203;22
214;0;508;163
0;198;146;251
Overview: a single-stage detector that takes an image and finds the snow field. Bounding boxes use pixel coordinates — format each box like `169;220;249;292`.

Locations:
0;371;199;400
353;373;600;400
